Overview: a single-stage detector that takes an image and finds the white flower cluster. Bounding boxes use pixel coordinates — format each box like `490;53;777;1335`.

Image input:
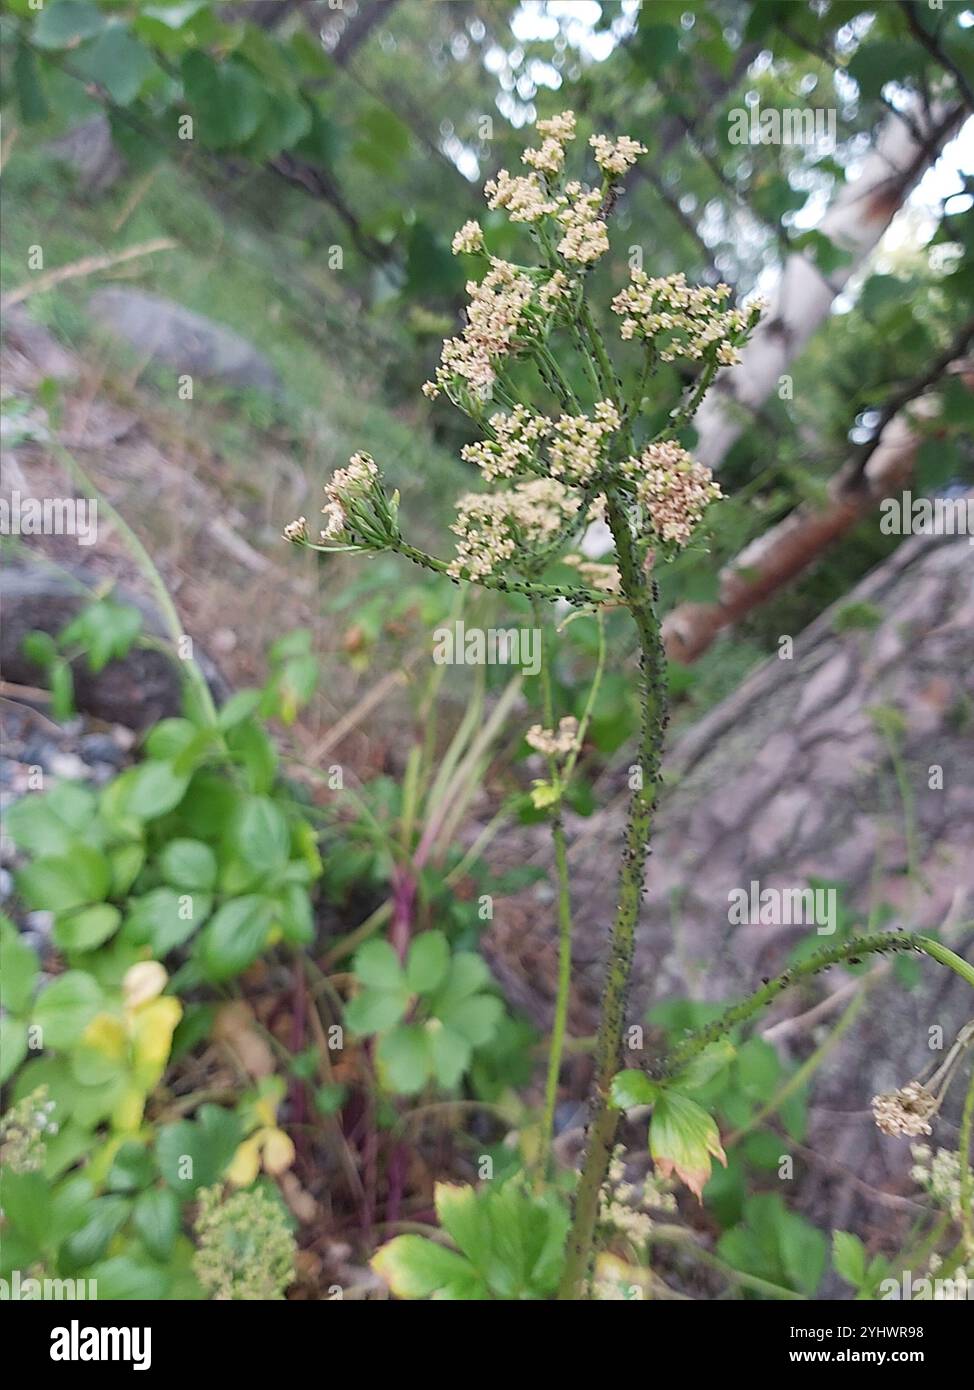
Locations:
448;477;581;580
536;110;577;143
910;1144;963;1222
523;136;567;175
484;112;644;267
460;400;619;488
319;451;379;541
430;258;535;399
589;133;647;177
461;404;549;482
598;1147;677;1247
484;168;561;223
872;1081;938;1138
612;270;762;366
526;715;580;758
556;181;609;265
538;269;572;309
622;440;722;546
549;400;620;484
451;220;485;255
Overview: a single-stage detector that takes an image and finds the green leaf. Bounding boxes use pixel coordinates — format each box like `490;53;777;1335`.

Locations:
226;718;278;793
610;1069;660;1110
198;895;271;981
439;994;502;1047
433;951;490;1009
345;985;410;1036
671;1038;736;1092
109;842;145;897
14;39;49;124
228;796;290;877
275;882;314;946
377;1023;430;1094
0;920;39;1016
7;791;83;856
354;939;405;990
156;1104;242;1193
106;1141;156;1193
54;903;121;953
132;1187;180;1261
0;1170;52;1247
434;1183;491;1268
631;23;680;76
833;1230;867;1288
115;760;190;821
16;843;110;912
649;1090;727;1202
87;1254;170;1300
33;0;107;50
159;838;217;891
427;1024;471;1090
60;1196;131;1272
847;40;916;101
73;26;158;106
124;887;196;955
735;1037;781;1099
144;718;197;760
780;1216;827;1295
49;660;75;721
33;971;104;1051
0;1016;28;1084
371;1235;482;1300
216;688;261;730
246;90;312;162
61;599;142;673
406;931;449;994
181;52;267;149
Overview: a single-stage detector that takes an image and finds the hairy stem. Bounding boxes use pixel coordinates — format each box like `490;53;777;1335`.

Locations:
534;602;576;1180
656;932;974;1080
959;1055;974;1250
557;487;667;1299
388;539;598;607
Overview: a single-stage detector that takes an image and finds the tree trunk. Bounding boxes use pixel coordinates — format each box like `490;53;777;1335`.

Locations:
693;100;965;469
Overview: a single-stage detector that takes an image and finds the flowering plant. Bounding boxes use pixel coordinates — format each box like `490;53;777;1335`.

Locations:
282;111;974;1298
283;108;766;1296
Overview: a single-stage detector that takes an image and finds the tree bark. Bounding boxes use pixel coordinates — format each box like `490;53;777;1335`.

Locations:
693;99;966;469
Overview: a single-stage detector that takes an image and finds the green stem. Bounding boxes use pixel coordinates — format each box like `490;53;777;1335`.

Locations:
649;1225;808;1301
557;487;667;1300
535;601;576;1180
657;932;974;1080
52;442;218;726
387;539;599;608
959;1057;974;1250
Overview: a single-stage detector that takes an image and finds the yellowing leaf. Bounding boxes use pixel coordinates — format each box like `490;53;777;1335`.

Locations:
371;1235;476;1300
130;996;182;1075
529;780;559;810
649;1090;726;1202
261;1126;296;1175
112;1085;146;1134
227;1136;262;1187
82;1011;127;1060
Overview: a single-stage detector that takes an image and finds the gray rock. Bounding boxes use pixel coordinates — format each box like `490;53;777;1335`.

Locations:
45;116;125;196
88;288;281;393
